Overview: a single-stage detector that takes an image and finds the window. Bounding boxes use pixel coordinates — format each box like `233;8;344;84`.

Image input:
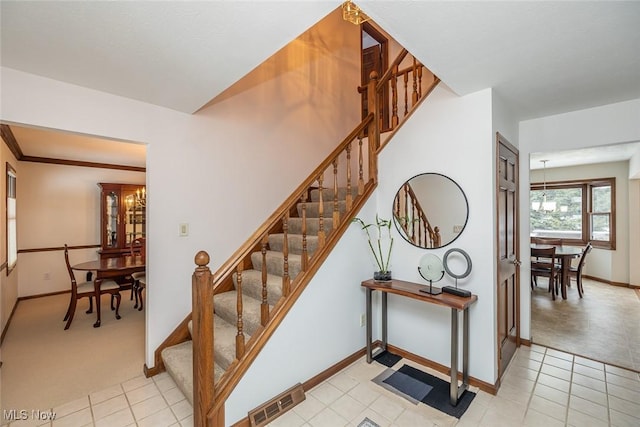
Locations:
530;177;615;249
7;163;17;274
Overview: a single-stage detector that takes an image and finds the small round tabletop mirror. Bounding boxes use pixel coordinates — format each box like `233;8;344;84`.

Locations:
392;173;469;249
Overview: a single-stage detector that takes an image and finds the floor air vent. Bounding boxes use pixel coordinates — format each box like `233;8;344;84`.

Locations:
248;383;305;426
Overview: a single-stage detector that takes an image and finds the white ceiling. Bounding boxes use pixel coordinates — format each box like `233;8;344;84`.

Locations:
1;1;639;167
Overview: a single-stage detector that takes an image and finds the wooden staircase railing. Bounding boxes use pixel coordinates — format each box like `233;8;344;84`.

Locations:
186;48;440;427
393;181;441;248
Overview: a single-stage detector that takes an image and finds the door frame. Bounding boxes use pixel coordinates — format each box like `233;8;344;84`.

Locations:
360;22;390;131
495;132;521;380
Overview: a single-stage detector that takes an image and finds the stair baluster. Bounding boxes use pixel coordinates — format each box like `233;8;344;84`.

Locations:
367;71;379;181
346;143;353;211
403;73;409;116
260;237;269;326
282;212;290;297
236;264;245;358
358;137;364;195
300;194;309;271
391;64;399;128
417;65;423;102
332;159;340;224
317;174;325;247
412;57;418;106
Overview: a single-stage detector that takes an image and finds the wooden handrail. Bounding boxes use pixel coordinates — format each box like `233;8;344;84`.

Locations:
186;47;442;427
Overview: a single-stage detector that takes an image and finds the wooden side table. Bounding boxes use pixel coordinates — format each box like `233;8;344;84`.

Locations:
362;278;478;405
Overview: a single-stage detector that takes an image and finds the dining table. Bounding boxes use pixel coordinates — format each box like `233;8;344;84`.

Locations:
531;244;583;299
72;255;145;327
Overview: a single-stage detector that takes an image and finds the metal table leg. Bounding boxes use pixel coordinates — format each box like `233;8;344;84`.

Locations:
450;308;458;405
366;287;372;363
381;292;388;352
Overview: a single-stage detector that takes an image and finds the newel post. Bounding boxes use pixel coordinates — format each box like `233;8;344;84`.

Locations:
192;251;216;427
367;70;380;183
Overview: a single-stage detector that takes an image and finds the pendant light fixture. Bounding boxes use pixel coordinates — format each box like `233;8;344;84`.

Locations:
342;1;370;25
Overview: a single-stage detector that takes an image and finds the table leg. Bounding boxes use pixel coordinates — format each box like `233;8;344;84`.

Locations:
462;307;470;391
93;279;102;328
450;308;458;405
381;292;388;352
561;258;569;299
366;287;372;363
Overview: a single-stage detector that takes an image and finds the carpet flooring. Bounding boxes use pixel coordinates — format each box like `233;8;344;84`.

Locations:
1;292;145;413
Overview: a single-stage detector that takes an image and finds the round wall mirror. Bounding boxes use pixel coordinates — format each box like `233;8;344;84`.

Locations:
392;173;469;249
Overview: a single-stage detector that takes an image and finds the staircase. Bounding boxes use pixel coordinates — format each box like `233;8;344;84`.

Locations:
160;187;351;404
153;47;440;426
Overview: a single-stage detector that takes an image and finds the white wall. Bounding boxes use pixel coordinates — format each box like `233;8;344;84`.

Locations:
519;98;640;339
17;162;145;296
529;161;631;283
377;86;496;383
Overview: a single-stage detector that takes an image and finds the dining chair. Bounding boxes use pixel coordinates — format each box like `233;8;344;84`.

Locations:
112;236;146;305
531;246;559;300
130;237;146;311
132;274;146;311
569;242;593;298
63;244;122;329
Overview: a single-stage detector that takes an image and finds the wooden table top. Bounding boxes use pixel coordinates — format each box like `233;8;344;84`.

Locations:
72;256;145;272
361;278;477;311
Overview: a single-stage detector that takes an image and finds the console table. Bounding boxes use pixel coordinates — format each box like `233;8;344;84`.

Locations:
362;278;478;405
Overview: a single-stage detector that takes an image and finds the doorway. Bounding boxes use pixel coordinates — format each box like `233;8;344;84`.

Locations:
361;22;389;132
496;133;521;379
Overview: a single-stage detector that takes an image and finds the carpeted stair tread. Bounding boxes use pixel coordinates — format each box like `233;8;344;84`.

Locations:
298;200;347;218
268;233;318;256
161;340;225;406
213;314;247;370
309;187;360;202
251;250;302;280
233;269;283;305
214;291;265;337
288;217;334;235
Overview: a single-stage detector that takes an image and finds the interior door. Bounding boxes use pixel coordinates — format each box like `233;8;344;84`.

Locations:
361;23;389;131
496;133;520;378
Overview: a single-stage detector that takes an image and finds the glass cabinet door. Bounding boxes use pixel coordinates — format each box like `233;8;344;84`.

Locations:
105;191;119;248
123;188;146;248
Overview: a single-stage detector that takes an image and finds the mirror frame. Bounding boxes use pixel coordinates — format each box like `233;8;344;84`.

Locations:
392;172;469;249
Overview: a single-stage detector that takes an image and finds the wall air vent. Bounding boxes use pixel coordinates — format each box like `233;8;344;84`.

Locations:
248;383;305;426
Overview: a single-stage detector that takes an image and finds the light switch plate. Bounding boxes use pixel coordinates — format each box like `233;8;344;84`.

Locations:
179;223;189;236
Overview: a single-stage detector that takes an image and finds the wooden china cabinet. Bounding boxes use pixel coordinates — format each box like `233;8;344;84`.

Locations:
98;183;146;259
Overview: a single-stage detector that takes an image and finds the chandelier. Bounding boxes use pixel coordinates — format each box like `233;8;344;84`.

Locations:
342;1;370;25
135;186;146;208
532;160;556;212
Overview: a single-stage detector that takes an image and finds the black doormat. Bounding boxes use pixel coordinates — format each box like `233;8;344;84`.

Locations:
383;370;433;402
397;364;476;418
373;350;402;367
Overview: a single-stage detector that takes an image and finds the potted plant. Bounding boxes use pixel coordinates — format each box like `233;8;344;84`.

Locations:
352;215;394;281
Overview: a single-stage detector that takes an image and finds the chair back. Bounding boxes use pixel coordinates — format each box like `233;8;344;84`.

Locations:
536;237;563;247
130;237;146;262
576;242;593;273
531;246;557;279
63;244;78;287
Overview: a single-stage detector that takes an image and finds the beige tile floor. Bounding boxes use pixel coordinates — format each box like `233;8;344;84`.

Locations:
531;278;640;371
3;344;640;427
